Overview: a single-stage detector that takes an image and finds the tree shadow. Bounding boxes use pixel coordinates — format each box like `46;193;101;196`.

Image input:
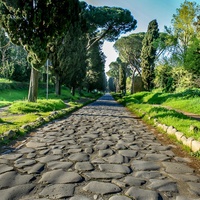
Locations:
148;107;192;120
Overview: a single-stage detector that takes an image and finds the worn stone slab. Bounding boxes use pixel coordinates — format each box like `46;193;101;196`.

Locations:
14;158;36;168
147;179;178;192
134;171;162;179
168;174;200;182
162;162;195;174
109;196;132;200
75;162;94;171
145;153;170;161
103;154;129;164
0;184;35;200
26;141;46;148
24;163;45;174
68;153;89;162
36;155;62;163
47;161;73;170
99;149;114;157
39;184;75;199
18;147;35;154
70;196;91;200
176;196;200;200
0;153;23;160
132;160;160;171
99;164;131;174
94;144;109;150
125;187;159;200
83;172;125;179
0;164;13;174
118;150;138;158
0;171;34;189
123;176;146;186
83;181;121;195
39;169;83;184
187;182;200;196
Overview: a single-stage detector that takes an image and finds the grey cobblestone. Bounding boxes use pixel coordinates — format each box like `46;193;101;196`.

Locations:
0;94;200;199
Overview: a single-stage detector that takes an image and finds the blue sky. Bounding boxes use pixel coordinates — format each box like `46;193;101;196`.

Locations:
81;0;200;72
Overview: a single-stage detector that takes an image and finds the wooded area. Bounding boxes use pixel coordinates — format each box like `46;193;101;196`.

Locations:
0;0;199;102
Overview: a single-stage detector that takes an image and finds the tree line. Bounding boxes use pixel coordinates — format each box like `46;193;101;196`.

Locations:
108;1;200;94
0;0;137;102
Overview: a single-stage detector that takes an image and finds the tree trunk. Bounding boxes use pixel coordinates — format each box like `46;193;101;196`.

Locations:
71;86;75;96
130;73;135;94
55;73;61;96
28;67;39;102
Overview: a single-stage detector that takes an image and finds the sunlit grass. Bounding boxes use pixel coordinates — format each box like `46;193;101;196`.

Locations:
9;99;66;114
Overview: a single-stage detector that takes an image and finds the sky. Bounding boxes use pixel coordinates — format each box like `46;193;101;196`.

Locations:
82;0;200;73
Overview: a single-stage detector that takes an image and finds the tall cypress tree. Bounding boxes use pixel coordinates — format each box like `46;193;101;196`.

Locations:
141;19;159;91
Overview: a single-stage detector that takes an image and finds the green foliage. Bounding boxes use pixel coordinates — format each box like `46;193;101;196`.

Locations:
185;38;200;75
141;19;159;91
154;65;174;92
86;41;106;92
171;0;199;56
82;2;137;49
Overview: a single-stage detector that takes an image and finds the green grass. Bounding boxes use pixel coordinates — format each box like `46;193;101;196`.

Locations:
126;103;200;141
114;88;200;142
0;80;101;138
8;99;67;114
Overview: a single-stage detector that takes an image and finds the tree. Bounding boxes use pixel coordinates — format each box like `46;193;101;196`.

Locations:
0;0;80;102
107;61;120;92
141;19;159;91
171;0;200;59
114;32;145;93
49;21;87;96
118;59;127;94
80;2;137;50
85;41;106;92
108;77;116;92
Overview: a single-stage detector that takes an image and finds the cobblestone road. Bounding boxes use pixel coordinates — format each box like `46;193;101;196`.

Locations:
0;94;200;200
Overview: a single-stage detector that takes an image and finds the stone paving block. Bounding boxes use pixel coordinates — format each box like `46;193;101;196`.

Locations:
0;184;35;200
103;154;129;164
47;161;73;170
36;155;62;163
39;184;75;199
187;182;200;196
70;195;91;200
131;160;160;171
14;158;36;168
39;169;83;184
0;164;13;174
83;172;125;179
0;171;34;189
162;162;195;174
134;171;162;179
145;153;171;161
75;162;94;171
118;150;138;158
24;163;45;174
99;149;114;157
125;187;159;200
99;164;131;174
123;176;146;186
168;174;200;182
26;141;46;148
147;179;178;192
0;153;23;160
83;181;121;195
68;153;89;162
109;195;132;200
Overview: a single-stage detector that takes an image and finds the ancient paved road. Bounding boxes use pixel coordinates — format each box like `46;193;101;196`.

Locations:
0;94;200;200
